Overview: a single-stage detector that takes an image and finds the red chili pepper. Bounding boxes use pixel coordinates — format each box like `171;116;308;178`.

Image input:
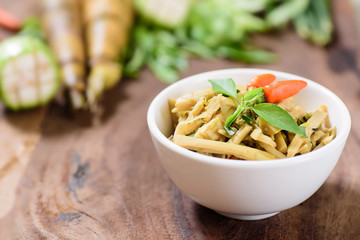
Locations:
264;80;307;103
247;73;276;89
0;6;21;31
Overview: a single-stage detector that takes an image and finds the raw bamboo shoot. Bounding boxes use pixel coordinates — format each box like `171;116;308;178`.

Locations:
83;0;134;107
41;0;87;108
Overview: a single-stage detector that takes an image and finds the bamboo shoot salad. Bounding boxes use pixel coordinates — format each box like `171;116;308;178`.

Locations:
169;74;336;160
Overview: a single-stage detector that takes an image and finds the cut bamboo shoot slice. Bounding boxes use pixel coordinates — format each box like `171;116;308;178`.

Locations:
174;134;275;160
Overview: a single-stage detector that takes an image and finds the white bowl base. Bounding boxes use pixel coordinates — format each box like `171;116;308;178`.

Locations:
216;211;279;220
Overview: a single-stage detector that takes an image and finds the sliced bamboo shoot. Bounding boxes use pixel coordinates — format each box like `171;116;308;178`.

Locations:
314;142;325;150
168;98;178;128
250;128;277;148
277;97;295;112
188;97;206;119
174;118;203;136
174;134;275;160
287;135;307;157
228;124;253;145
305;110;328;137
173;88;214;112
219;95;237;121
321;133;336;145
310;130;326;145
194;116;224;141
258;117;281;135
299;141;312;154
274;132;287;153
288;105;306;121
317;104;331;128
260;142;286;159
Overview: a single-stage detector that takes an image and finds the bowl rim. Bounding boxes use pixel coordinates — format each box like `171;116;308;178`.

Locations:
147;68;352;168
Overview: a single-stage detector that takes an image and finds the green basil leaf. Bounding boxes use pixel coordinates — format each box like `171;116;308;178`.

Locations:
209;78;242;135
251;103;307;137
208;78;238;101
242;87;266;109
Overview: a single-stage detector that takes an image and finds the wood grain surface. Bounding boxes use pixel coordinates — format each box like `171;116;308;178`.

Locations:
0;0;359;239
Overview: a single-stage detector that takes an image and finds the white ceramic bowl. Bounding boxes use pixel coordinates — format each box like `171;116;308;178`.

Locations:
147;68;351;220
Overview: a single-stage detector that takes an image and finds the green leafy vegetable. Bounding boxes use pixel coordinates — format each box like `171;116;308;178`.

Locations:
241;87;265;108
266;0;310;28
225;87;267;129
124;0;333;82
242;114;253;123
293;0;333;46
216;46;276;63
252;103;307;137
208;78;307;137
124;24;188;83
299;125;307;136
209;78;266;135
209;78;241;135
208;78;239;101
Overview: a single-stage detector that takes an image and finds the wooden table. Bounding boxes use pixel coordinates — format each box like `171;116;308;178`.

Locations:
0;1;359;239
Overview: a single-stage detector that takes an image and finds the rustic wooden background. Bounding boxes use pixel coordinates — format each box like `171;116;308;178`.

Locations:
0;0;359;239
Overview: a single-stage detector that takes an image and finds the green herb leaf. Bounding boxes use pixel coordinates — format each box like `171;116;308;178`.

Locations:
299;125;306;136
209;79;268;135
242;114;253;123
209;78;241;135
216;46;276;64
251;103;307;137
241;87;266;109
208;78;240;135
224;105;242;133
208;79;239;102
